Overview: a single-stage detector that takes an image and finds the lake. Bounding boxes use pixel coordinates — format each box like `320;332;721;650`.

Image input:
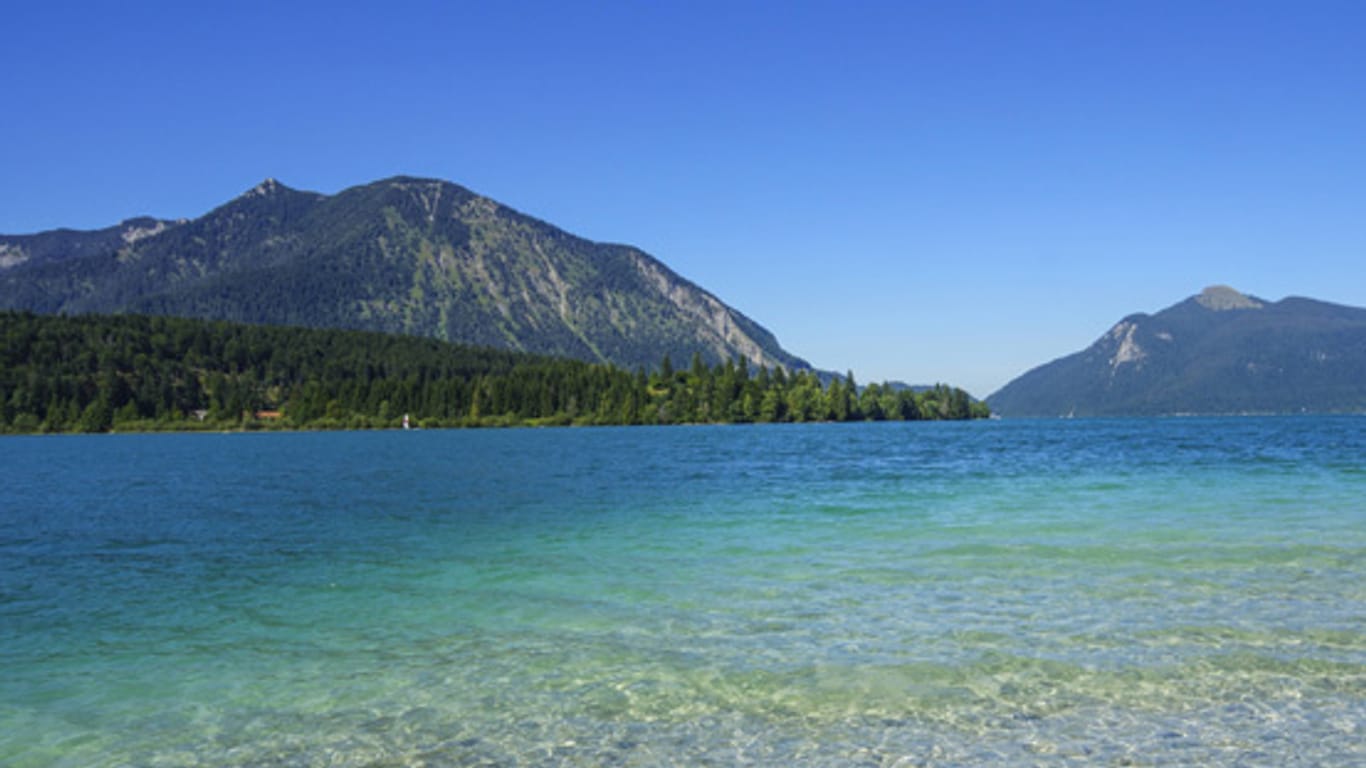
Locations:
1;418;1362;766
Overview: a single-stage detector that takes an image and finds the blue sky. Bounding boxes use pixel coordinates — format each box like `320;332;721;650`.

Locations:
6;1;1365;396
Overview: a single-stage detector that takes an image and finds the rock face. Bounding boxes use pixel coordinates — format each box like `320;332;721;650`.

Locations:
0;176;809;372
987;286;1366;417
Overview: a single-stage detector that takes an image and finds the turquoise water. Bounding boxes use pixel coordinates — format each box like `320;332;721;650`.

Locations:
1;418;1362;766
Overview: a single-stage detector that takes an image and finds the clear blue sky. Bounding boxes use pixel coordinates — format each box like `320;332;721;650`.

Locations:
6;1;1365;396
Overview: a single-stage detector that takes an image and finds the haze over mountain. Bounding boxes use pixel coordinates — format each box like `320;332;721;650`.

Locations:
0;177;810;374
987;286;1366;417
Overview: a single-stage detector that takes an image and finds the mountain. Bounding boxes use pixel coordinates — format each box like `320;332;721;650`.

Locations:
0;217;179;270
0;177;809;373
987;286;1366;417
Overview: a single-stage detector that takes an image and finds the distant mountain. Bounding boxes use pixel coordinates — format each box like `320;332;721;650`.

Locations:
0;177;810;373
0;217;179;270
987;286;1366;417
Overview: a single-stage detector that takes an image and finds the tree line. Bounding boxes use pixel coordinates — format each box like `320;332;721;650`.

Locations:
0;311;988;433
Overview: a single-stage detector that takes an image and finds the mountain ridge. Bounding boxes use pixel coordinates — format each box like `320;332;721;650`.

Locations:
0;176;811;373
986;286;1366;417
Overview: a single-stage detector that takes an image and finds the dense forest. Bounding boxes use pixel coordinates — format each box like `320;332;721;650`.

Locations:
0;312;988;433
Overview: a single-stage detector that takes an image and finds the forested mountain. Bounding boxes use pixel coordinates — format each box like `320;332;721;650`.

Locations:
0;177;809;373
987;286;1366;417
0;311;986;433
0;217;178;270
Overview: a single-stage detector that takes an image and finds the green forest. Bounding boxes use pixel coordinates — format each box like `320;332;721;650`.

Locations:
0;311;988;433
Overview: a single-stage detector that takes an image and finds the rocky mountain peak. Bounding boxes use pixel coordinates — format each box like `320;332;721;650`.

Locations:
1196;285;1263;311
244;178;286;198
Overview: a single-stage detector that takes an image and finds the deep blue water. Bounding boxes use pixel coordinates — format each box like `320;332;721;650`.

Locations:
1;418;1363;766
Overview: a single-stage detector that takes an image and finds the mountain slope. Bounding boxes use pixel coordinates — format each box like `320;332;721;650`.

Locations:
987;286;1366;417
0;216;180;290
0;177;809;372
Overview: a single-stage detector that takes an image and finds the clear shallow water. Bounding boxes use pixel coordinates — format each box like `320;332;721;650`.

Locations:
1;418;1362;766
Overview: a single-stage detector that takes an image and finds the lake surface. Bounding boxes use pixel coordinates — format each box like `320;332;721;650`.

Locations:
1;418;1362;766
